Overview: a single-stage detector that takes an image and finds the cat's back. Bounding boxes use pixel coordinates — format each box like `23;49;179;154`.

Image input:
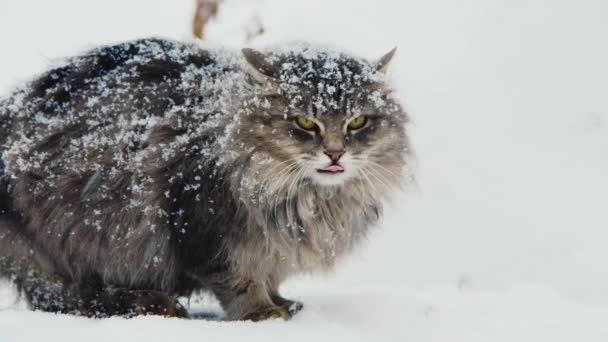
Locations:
1;38;239;177
3;38;219;122
0;39;245;288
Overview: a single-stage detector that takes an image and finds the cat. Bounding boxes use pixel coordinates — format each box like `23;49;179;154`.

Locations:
0;38;410;321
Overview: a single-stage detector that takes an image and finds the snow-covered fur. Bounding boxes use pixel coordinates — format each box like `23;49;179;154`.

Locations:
0;38;409;320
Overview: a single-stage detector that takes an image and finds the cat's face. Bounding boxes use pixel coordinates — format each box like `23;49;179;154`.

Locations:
238;46;408;191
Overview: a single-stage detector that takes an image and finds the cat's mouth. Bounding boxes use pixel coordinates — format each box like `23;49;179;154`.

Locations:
317;164;345;174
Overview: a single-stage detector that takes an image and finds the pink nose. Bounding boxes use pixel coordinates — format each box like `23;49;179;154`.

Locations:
324;151;345;162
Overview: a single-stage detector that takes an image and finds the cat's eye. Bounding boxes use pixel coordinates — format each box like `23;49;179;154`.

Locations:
295;116;318;130
348;115;368;130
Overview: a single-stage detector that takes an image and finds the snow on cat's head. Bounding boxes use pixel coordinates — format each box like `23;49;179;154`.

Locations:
237;43;409;191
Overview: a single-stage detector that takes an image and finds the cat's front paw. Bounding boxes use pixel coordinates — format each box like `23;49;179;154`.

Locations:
271;295;304;316
283;299;304;316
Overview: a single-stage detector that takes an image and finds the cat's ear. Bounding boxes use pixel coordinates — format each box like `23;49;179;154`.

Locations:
242;48;279;84
375;47;397;73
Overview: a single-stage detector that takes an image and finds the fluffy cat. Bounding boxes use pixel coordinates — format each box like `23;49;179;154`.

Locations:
0;38;409;321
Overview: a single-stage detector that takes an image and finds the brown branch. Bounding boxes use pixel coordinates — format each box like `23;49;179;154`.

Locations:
245;15;265;43
192;0;219;40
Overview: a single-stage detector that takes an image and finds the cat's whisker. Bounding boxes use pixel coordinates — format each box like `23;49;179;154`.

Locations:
270;162;305;227
277;169;299;215
269;166;298;220
364;159;403;182
263;157;302;176
361;170;389;203
285;168;305;227
352;159;400;188
265;162;300;193
364;166;395;194
356;166;381;197
351;161;392;193
261;158;300;187
271;164;298;188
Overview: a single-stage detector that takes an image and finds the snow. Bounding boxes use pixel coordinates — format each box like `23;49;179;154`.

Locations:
1;0;608;341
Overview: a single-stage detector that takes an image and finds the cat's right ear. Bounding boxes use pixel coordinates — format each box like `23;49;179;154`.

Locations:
375;47;397;73
242;48;279;84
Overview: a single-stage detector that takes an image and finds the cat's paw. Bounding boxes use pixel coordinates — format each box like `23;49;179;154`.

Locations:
283;300;304;316
132;291;189;318
271;295;304;316
242;305;291;322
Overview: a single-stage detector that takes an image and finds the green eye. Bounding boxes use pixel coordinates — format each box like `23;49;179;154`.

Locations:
295;116;317;130
348;115;368;130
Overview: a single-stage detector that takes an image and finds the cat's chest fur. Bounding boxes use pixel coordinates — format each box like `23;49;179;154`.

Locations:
231;178;381;277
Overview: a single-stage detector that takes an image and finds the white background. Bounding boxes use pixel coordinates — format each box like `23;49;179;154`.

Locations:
1;0;608;341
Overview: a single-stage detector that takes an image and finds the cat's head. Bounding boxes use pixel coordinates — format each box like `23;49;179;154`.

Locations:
236;44;409;192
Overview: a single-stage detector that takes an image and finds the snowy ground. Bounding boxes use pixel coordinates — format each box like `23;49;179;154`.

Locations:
1;0;608;341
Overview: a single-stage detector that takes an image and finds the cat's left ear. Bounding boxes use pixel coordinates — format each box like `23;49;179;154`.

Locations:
242;48;280;84
375;47;397;73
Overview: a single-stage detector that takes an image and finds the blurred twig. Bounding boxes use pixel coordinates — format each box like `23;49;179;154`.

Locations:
245;16;265;43
193;0;219;39
192;0;266;43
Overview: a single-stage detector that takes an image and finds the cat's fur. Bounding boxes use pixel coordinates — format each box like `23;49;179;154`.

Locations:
0;38;409;320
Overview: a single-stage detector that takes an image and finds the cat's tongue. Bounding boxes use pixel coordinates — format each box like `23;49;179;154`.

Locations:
322;164;345;172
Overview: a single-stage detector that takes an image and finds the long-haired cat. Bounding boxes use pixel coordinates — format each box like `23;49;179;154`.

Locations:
0;38;409;321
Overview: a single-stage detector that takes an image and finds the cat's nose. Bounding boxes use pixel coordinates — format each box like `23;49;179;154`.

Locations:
324;150;345;163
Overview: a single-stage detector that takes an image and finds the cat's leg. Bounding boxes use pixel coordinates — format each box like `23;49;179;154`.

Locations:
0;217;63;313
0;216;34;279
70;284;188;318
1;218;186;318
83;288;189;318
15;265;185;318
269;291;304;316
20;271;75;314
0;215;61;311
267;274;304;316
22;278;188;318
133;291;188;318
207;271;294;321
